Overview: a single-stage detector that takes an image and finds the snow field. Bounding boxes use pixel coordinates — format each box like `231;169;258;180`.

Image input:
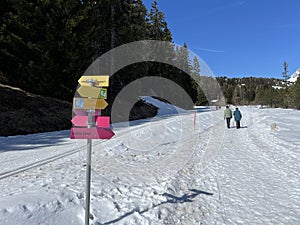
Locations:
0;106;299;224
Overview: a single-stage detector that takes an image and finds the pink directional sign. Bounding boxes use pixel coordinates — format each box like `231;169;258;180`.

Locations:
96;116;110;128
71;115;110;128
71;116;88;127
70;127;115;139
73;109;101;116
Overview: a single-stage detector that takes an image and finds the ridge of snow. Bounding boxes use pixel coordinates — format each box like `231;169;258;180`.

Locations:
140;96;188;117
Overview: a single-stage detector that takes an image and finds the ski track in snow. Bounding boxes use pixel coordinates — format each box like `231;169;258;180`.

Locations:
0;107;299;225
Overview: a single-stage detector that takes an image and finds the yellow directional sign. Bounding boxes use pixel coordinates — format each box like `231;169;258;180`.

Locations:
77;86;107;99
78;76;109;87
73;98;108;110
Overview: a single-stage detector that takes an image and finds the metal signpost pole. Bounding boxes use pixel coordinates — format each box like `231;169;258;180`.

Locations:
85;110;93;225
85;79;96;225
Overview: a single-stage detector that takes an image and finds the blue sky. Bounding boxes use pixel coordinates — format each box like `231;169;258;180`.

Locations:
143;0;300;78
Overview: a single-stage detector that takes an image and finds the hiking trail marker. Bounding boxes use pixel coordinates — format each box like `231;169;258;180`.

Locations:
77;86;107;99
78;75;109;87
71;116;111;128
70;75;114;225
73;98;108;110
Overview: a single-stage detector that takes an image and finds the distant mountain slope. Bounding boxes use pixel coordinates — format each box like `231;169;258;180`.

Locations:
0;83;72;136
288;69;300;82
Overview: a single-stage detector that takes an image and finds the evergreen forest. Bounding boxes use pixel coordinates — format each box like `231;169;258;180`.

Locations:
1;0;299;111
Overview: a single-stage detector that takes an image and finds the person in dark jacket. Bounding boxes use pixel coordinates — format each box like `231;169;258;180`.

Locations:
233;107;242;129
224;105;232;128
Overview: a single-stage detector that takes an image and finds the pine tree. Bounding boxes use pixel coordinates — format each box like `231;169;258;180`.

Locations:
282;60;289;81
174;43;198;103
192;56;200;77
176;43;191;73
282;60;290;108
147;0;172;41
191;57;208;105
146;0;175;68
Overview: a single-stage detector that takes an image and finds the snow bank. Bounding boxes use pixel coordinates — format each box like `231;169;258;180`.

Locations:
140;96;188;117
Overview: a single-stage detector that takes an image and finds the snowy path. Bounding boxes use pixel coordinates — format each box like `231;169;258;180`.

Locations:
0;107;299;225
198;108;300;224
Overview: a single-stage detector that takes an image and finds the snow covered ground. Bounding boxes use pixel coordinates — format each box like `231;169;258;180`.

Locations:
0;106;299;225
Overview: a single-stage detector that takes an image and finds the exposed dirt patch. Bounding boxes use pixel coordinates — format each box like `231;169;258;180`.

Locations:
0;84;72;136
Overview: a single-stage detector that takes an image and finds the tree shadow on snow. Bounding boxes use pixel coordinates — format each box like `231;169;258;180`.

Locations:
0;130;72;152
96;188;213;225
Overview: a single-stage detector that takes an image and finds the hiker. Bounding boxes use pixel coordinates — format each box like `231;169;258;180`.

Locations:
224;105;232;128
233;107;242;129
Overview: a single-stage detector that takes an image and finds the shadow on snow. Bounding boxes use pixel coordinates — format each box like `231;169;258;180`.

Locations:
96;188;213;225
0;130;71;152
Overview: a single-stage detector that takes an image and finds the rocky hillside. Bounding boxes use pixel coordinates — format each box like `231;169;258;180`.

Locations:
0;84;72;136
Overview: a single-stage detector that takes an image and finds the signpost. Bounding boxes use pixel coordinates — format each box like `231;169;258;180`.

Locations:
70;75;114;225
73;109;101;116
78;75;109;87
71;116;89;127
77;86;108;99
71;116;110;128
96;116;110;128
70;127;115;139
73;98;108;110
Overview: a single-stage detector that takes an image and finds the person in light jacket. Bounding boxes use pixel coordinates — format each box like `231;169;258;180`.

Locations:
233;107;242;129
224;105;232;128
